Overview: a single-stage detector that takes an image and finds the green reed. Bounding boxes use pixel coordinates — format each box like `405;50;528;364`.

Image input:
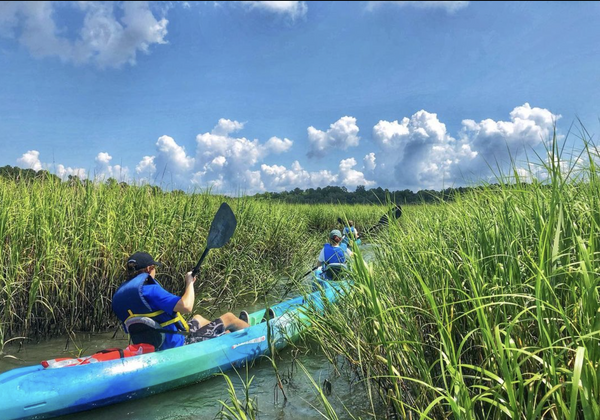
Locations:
0;178;384;344
217;370;259;420
307;135;600;418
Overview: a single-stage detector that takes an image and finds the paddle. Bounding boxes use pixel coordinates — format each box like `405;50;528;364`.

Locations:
363;205;403;236
301;265;320;279
191;202;237;277
279;265;320;301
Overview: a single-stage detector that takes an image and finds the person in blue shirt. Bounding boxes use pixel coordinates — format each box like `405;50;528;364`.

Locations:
318;230;352;280
112;252;249;350
342;220;360;245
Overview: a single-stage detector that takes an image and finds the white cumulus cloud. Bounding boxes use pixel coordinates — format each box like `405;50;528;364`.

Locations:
17;150;88;180
365;104;561;191
150;135;195;186
0;1;168;68
307;116;360;158
136;155;156;182
261;160;338;192
264;136;293;153
17;150;43;171
367;1;469;13
339;158;375;188
190;119;295;194
94;152;129;182
13;105;565;194
239;1;307;19
363;153;376;171
372;118;411;151
457;103;560;175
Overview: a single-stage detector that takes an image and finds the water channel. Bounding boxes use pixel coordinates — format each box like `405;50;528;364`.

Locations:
0;245;381;419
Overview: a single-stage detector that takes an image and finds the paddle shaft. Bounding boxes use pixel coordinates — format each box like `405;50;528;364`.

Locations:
279;265;320;301
191;248;210;277
301;265;320;279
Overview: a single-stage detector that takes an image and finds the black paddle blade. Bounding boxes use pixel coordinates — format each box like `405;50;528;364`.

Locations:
394;205;403;219
191;203;237;277
206;202;237;250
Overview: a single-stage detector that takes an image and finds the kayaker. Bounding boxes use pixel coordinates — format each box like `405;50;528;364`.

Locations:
378;205;402;226
342;220;359;245
112;251;249;350
318;230;352;280
363;205;403;236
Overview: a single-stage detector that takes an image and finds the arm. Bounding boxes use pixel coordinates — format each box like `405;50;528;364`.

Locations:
173;271;196;314
317;248;325;267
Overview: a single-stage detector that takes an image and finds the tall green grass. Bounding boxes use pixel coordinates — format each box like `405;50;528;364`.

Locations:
307;137;600;418
0;178;384;345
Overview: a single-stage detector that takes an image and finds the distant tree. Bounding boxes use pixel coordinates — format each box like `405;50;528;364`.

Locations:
67;175;83;187
35;169;61;183
106;178;118;187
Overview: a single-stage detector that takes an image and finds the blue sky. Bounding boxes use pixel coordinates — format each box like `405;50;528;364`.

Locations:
1;1;599;194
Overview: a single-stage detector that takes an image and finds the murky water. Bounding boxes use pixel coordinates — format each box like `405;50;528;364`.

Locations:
0;244;379;419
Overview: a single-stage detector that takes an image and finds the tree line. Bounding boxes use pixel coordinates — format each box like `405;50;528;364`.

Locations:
252;184;480;205
0;164;485;204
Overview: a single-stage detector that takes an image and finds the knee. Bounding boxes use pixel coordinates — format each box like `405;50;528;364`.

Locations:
193;314;210;327
220;312;236;323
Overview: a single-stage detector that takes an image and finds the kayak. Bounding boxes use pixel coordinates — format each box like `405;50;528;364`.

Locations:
0;280;347;420
341;236;361;246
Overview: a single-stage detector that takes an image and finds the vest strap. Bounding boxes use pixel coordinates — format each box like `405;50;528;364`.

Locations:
126;309;190;332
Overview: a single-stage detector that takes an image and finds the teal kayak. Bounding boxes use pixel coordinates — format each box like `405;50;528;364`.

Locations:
0;280;347;420
342;237;361;247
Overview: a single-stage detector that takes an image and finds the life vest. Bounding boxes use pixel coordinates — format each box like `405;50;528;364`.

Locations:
112;273;189;347
41;343;155;369
322;243;348;280
343;226;357;238
342;226;358;245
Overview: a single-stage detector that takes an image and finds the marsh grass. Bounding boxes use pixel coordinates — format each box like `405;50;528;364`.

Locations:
0;178;384;345
306;135;600;418
218;369;259;420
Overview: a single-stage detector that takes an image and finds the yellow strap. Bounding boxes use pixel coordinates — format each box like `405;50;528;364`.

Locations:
161;312;190;332
126;309;190;332
126;309;165;320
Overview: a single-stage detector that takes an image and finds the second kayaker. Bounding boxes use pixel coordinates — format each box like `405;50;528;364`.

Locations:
342;220;360;246
318;229;352;280
112;251;249;350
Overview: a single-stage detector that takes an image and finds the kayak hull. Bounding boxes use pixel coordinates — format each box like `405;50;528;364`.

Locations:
342;237;361;246
0;282;345;420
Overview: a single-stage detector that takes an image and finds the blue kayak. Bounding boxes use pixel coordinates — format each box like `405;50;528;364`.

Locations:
0;280;347;420
342;237;361;247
